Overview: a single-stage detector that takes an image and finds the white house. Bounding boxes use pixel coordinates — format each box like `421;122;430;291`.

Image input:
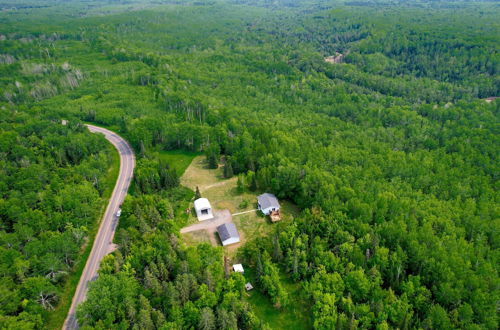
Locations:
257;193;280;215
194;198;214;221
217;223;240;246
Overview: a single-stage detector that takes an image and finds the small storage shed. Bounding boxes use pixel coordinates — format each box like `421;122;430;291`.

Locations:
194;198;214;221
217;223;240;246
257;193;280;215
233;264;244;273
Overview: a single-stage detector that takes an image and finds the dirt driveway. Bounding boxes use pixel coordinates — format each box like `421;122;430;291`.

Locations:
180;210;233;245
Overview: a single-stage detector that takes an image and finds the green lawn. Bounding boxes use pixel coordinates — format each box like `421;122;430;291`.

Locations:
45;144;120;329
158;150;200;177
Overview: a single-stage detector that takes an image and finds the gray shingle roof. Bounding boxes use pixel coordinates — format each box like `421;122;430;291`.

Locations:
257;193;280;210
217;223;239;242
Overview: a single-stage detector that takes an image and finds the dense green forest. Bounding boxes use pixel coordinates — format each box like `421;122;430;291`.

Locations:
0;0;498;329
0;112;117;327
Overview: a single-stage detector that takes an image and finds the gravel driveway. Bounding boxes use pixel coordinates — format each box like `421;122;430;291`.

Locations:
180;210;233;234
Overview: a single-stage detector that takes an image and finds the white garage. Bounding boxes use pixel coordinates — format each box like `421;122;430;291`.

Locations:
194;198;214;221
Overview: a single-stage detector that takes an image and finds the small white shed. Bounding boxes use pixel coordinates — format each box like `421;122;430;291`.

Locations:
194;198;214;221
232;264;244;273
257;193;280;215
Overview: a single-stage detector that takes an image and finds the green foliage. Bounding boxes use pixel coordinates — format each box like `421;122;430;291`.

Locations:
223;160;234;179
195;186;202;200
206;145;220;169
78;191;259;328
134;158;179;194
0;111;113;327
238;200;249;210
1;0;499;329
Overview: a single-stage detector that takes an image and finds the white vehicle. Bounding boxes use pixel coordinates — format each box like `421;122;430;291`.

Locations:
116;208;122;217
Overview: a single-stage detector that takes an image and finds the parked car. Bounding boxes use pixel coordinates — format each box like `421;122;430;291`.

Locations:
116;208;122;217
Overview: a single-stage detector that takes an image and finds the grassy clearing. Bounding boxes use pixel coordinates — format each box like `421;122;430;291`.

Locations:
157;150;200;177
180;155;224;191
179;155;299;254
183;229;212;245
45;144;120;329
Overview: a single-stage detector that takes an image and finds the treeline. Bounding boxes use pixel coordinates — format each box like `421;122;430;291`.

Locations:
347;9;499;98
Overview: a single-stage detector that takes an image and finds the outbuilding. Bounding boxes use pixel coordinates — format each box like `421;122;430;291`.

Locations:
257;193;280;215
232;264;244;273
217;223;240;246
194;198;214;221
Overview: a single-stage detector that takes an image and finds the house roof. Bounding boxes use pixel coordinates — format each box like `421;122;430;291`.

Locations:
194;198;211;211
217;223;239;242
257;193;280;210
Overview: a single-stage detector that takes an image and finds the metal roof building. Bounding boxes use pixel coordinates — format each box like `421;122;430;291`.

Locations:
194;198;214;221
216;223;240;246
257;193;280;215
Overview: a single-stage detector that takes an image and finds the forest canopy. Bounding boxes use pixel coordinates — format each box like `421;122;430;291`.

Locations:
0;0;498;329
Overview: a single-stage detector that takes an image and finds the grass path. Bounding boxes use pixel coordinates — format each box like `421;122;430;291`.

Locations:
232;209;258;216
202;179;235;191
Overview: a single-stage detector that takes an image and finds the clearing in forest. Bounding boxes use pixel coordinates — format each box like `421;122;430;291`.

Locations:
180;156;298;256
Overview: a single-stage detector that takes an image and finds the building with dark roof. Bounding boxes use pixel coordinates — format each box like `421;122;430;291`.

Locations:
257;193;280;215
216;223;240;246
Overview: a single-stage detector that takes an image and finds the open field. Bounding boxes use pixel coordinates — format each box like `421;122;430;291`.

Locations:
180;155;225;192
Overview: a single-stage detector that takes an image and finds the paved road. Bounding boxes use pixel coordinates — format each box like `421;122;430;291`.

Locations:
63;125;135;329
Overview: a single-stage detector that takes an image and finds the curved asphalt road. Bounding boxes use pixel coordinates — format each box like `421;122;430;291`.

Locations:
63;125;135;329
